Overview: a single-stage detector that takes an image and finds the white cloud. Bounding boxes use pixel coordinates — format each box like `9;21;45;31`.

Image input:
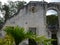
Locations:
0;0;60;5
46;10;57;15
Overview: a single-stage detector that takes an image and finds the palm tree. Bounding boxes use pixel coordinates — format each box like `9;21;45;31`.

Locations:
4;26;54;45
4;26;36;45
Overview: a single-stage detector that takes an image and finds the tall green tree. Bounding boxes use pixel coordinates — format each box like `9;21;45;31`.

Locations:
2;1;26;21
3;4;9;21
46;15;58;25
8;1;26;16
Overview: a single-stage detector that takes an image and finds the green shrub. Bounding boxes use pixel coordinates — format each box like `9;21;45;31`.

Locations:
4;26;54;45
0;35;14;45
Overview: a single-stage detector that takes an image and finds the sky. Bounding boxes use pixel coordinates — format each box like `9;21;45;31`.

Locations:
46;10;57;15
0;0;60;4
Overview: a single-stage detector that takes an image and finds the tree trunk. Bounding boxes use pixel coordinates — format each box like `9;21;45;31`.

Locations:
15;41;19;45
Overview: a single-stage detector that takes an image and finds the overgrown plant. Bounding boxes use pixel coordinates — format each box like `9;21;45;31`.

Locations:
4;26;35;45
4;26;54;45
34;36;54;45
0;35;14;45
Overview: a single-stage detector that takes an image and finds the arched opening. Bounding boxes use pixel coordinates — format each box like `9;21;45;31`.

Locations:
46;9;59;45
46;9;59;30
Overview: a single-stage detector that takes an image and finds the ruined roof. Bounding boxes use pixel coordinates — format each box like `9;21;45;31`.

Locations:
27;1;48;5
48;2;60;6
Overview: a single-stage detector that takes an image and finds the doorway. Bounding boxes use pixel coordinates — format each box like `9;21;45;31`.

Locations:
51;33;58;45
28;27;37;45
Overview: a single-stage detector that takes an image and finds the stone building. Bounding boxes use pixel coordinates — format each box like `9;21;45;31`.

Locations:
1;1;60;45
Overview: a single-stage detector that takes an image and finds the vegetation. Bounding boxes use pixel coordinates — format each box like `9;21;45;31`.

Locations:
46;15;58;25
7;1;26;17
0;1;26;22
4;26;34;45
0;35;14;45
4;26;54;45
46;15;59;29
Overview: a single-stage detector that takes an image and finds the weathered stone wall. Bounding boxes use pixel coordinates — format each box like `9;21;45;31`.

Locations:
3;3;48;37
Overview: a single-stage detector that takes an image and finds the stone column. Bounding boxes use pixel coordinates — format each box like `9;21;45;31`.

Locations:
57;10;60;45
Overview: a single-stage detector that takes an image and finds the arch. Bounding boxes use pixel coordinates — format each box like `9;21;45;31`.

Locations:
47;7;59;14
46;10;57;16
45;6;59;45
45;6;59;31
